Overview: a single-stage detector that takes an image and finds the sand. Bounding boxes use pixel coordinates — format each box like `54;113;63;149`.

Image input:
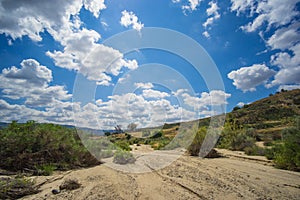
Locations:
21;148;300;200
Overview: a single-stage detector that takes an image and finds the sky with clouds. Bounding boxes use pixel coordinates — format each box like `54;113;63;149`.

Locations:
0;0;299;129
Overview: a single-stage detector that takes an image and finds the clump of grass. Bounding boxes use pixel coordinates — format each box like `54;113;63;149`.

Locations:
114;140;132;151
34;164;56;176
99;150;114;158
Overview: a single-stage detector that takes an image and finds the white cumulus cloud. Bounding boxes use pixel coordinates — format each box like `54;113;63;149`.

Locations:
0;0;106;42
182;0;203;12
231;0;300;32
230;0;300;91
83;0;106;18
120;10;144;32
142;89;170;99
0;0;135;86
176;89;231;112
202;1;220;38
267;23;300;51
0;59;71;107
228;64;276;92
134;82;154;89
278;85;300;91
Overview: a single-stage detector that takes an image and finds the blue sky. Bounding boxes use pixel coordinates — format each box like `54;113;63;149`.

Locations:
0;0;299;129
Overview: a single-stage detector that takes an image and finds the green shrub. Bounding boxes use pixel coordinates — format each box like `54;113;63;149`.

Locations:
266;123;300;171
114;140;132;151
263;140;273;146
34;164;56;176
150;137;172;150
113;150;135;164
243;104;249;109
231;133;255;151
217;121;240;149
144;139;151;144
244;146;265;156
84;138;115;159
99;150;114;158
129;137;142;145
265;148;274;160
0;121;100;172
150;131;163;139
232;106;241;111
187;127;206;156
104;132;111;136
273;127;300;171
164;140;180;150
125;133;131;140
245;128;260;141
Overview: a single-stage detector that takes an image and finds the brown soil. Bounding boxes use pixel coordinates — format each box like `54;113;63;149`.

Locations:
21;149;300;200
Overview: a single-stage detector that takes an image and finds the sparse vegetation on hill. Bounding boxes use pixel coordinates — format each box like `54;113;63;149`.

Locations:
216;90;300;170
229;89;300;129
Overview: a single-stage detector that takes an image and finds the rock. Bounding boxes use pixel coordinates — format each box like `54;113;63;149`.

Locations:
204;149;222;158
52;189;60;194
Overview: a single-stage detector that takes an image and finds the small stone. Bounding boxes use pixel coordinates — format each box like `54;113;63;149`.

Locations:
52;189;60;194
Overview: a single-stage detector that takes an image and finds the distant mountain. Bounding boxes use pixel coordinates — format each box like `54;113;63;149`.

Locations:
0;122;113;135
0;122;9;129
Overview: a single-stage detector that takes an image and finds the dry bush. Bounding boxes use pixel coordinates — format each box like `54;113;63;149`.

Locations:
59;178;81;191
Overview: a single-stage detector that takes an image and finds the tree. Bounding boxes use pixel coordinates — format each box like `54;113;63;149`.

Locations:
114;125;123;134
127;123;138;131
104;132;111;136
232;106;240;111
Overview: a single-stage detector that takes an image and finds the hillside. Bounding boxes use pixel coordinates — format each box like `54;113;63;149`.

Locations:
230;89;300;125
227;89;300;141
157;89;300;141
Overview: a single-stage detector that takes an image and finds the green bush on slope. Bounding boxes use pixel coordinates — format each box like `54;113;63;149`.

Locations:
263;118;300;171
187;127;206;156
0;121;100;173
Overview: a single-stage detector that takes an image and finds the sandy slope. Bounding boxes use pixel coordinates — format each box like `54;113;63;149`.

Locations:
22;149;300;200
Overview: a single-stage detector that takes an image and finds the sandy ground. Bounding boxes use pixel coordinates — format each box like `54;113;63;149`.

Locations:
22;148;300;200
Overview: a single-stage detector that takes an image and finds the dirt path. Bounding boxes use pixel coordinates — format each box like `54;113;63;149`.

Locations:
22;150;300;200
